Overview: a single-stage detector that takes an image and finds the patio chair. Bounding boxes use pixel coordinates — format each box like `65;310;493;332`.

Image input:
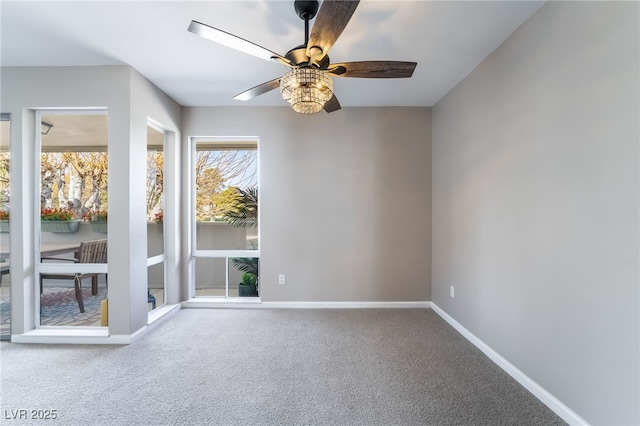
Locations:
40;239;107;313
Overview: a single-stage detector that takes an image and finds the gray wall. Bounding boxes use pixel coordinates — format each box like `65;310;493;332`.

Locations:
182;107;432;302
128;68;182;328
431;2;639;425
1;65;182;337
1;66;131;335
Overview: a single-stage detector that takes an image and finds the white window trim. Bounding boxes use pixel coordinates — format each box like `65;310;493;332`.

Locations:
188;136;260;300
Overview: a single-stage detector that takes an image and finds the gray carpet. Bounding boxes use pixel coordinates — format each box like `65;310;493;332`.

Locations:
0;308;565;425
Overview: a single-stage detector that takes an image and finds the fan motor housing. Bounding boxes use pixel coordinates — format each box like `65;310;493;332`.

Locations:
294;0;319;20
285;45;330;68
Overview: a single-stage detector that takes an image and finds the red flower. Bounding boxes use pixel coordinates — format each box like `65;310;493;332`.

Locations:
41;208;75;221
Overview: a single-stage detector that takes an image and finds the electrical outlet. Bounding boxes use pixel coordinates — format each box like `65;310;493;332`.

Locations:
450;285;455;298
278;274;286;285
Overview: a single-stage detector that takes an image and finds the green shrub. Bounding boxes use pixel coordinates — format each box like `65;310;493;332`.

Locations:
241;272;257;287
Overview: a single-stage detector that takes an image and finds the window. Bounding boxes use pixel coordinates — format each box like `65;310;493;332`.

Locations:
147;122;165;311
191;138;259;298
0;113;11;340
36;112;109;327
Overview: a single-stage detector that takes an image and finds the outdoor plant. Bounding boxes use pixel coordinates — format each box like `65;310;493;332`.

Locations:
0;209;8;233
234;260;259;297
225;188;258;295
231;256;258;278
41;208;75;221
240;272;257;287
84;209;107;222
221;187;257;228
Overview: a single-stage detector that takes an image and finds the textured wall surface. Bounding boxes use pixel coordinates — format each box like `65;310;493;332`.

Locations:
432;2;639;424
182;107;432;302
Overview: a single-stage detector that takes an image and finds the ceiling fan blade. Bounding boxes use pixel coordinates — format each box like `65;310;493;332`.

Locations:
307;1;360;60
328;61;417;78
324;94;341;113
188;20;290;66
234;78;281;101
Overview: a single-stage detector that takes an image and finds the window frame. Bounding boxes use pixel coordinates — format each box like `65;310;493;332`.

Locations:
189;136;260;299
34;109;109;327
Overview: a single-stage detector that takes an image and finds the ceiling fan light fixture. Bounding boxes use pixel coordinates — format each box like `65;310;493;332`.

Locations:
190;1;415;114
280;67;333;114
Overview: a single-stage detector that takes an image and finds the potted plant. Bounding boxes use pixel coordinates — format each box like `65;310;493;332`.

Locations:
223;187;259;297
232;256;259;297
237;271;258;297
153;210;164;233
85;209;108;233
41;207;80;233
0;210;8;233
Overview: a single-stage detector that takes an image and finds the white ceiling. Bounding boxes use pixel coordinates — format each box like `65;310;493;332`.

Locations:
1;0;545;108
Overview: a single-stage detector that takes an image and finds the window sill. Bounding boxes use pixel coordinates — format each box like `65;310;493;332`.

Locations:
182;297;261;309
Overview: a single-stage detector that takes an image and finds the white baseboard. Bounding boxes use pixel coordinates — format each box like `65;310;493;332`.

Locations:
183;299;431;309
430;303;589;426
147;303;181;324
262;301;431;309
183;298;263;309
12;327;118;344
10;304;181;345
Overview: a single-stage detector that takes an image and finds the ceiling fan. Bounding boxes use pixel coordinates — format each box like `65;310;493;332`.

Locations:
188;0;417;114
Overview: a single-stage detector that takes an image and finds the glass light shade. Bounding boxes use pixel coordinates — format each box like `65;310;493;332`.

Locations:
280;67;333;114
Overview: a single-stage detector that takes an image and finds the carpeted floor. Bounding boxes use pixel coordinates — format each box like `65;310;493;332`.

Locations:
0;308;566;425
